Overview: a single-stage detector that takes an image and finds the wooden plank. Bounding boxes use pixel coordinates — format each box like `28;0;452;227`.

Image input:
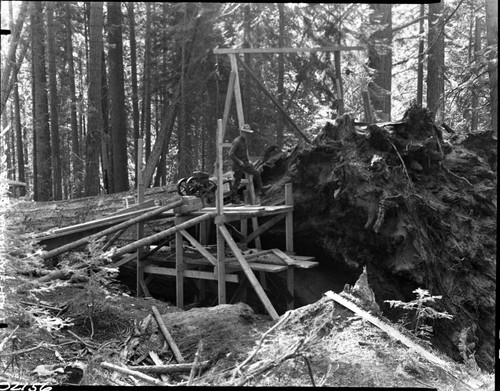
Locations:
226;262;287;273
216;119;224;215
219;225;279;320
324;291;450;368
175;218;185;309
41;205;159;238
241;214;286;245
221;73;236;141
152;306;185;363
214;207;293;224
271;249;318;269
42;198;184;260
229;54;245;128
288;254;316;262
213;46;365;55
144;265;239;283
270;248;295;265
110;211;217;259
217;225;226;303
180;230;217;266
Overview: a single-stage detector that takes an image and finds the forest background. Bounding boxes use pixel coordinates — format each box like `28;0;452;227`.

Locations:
0;1;497;201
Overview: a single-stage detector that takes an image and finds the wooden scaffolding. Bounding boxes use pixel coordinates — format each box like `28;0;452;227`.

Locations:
41;45;380;319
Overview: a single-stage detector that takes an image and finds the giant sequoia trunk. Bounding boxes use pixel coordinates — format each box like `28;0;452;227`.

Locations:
259;106;496;371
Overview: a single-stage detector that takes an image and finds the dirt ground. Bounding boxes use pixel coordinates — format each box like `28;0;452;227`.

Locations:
0;257;494;388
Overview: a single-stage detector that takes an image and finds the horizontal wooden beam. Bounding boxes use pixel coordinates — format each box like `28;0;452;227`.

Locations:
144;265;239;283
213;46;365;55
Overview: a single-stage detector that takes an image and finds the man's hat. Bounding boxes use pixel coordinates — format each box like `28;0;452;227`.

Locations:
240;124;254;133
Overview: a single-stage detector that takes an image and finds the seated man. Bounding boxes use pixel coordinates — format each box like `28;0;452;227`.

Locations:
228;124;268;204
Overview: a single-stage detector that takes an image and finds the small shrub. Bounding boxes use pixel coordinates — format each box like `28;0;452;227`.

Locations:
385;288;453;341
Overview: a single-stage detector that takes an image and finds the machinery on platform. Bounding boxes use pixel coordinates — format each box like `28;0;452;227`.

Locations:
176;171;232;206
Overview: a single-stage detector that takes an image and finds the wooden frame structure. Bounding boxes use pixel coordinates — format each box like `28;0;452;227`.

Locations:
40;46;366;320
213;45;365;143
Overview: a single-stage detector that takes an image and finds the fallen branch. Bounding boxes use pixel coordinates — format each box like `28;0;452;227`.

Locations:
128;361;210;375
302;354;316;386
149;351;169;382
20;300;63;312
235;338;306;386
37;269;73;283
230;311;292;382
66;330;99;350
188;340;204;385
100;361;169;386
151;305;185;363
0;342;46;357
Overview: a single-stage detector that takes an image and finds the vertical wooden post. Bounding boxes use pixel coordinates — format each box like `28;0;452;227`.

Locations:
361;90;374;123
285;183;294;253
221;72;236;141
216;119;224;216
246;173;262;249
175;217;185;309
136;139;146;297
229;54;245;127
217;224;226;304
285;183;294;310
334;50;345;116
216;119;226;304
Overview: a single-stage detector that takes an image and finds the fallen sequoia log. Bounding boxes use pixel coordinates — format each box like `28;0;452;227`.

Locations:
259;104;496;372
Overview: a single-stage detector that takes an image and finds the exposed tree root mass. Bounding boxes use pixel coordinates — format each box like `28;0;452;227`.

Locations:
259;106;496;371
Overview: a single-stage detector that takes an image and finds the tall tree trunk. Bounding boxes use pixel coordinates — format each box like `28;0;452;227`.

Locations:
127;2;140;187
30;1;53;201
107;1;129;193
85;1;104;196
9;1;25;196
46;1;62;200
101;49;112;193
142;2;152;162
276;3;285;148
367;3;392;121
470;17;481;132
143;85;181;188
426;2;445;123
485;0;498;136
1;1;29;117
64;2;82;198
416;4;425;106
2;114;12;179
